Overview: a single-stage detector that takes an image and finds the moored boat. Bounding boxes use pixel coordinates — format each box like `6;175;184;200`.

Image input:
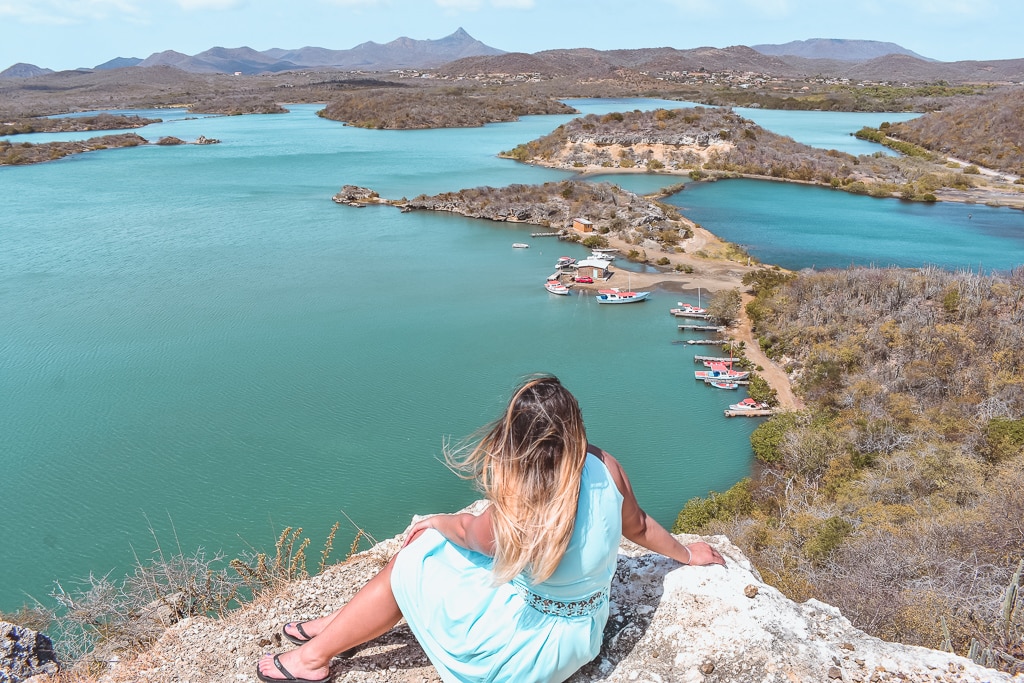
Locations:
729;397;769;411
694;362;750;381
709;381;739;390
595;288;650;304
670;302;707;316
545;279;570;295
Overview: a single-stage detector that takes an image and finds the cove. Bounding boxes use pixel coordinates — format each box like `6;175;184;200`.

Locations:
667;178;1024;272
1;101;1019;613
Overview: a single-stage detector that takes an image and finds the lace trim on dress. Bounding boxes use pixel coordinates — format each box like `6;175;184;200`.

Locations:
513;584;609;617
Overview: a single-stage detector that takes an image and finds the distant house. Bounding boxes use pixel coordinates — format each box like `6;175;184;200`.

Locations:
575;258;611;280
573;218;594;233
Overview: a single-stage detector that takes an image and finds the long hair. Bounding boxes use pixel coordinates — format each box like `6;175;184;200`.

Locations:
448;375;589;585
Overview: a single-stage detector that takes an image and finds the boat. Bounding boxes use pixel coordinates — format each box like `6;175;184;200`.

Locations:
670;302;707;316
595;288;650;304
670;287;706;315
590;248;617;261
555;256;577;268
694;362;750;381
729;397;769;411
545;279;570;295
709;381;739;390
512;242;530;248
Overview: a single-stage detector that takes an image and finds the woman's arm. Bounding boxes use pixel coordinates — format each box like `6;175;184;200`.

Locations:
590;443;725;567
402;507;496;556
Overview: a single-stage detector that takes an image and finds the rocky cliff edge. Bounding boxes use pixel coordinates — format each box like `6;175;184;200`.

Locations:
86;533;1017;683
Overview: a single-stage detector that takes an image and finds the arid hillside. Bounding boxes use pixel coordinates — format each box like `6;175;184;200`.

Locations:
888;88;1024;175
676;265;1024;674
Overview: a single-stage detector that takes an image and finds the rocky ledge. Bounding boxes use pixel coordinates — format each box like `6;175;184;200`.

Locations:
79;532;1017;683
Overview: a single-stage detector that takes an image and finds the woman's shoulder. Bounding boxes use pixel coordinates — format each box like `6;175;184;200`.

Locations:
585;444;627;488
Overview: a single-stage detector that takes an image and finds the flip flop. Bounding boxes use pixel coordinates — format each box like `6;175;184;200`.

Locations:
256;653;331;683
282;622;359;658
282;621;314;645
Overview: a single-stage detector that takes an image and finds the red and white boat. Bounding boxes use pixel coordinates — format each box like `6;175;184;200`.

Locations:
729;397;769;411
596;288;650;304
695;362;750;381
670;302;707;316
709;381;739;390
545;279;570;295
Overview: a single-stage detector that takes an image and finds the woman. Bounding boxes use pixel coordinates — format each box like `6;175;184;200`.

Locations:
257;375;724;683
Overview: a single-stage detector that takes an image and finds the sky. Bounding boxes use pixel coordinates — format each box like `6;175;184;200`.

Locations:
2;0;1023;72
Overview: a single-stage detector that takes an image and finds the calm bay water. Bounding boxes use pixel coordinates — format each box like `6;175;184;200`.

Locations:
1;100;1020;612
670;179;1024;271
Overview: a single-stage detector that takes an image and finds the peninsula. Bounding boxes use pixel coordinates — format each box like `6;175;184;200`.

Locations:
334;179;797;411
501;106;1024;208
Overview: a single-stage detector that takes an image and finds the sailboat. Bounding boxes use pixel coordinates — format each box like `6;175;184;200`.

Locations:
670;287;706;315
595;274;650;304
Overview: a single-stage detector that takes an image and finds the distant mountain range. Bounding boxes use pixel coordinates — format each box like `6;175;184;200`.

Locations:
0;28;504;77
2;32;1022;83
750;38;932;62
436;45;1024;85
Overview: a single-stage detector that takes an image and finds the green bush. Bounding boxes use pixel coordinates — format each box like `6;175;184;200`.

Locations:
746;374;777;406
983;417;1024;462
751;412;800;464
804;516;853;565
672;479;753;533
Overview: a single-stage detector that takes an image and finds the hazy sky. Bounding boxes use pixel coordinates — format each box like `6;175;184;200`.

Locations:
2;0;1022;72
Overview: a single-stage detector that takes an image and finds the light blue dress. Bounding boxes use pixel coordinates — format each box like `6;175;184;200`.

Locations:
391;452;624;683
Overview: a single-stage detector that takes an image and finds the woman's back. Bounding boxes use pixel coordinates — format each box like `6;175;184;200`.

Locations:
392;450;623;682
515;451;622;603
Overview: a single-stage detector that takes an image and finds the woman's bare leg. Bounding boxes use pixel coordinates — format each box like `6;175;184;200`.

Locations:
258;555;403;681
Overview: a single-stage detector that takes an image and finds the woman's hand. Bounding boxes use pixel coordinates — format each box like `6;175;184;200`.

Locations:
401;516;439;548
685;541;726;567
400;511;495;556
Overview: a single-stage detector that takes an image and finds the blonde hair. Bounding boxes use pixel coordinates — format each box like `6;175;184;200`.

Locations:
449;375;589;585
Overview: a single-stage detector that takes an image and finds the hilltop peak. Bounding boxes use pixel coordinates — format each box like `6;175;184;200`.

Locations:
0;62;54;79
752;38;933;62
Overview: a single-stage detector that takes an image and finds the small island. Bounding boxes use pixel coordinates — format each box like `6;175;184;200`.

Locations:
0;133;220;165
317;88;577;129
0;113;161;137
500;105;1024;208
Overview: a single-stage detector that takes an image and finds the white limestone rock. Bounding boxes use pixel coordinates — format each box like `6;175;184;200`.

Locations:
94;533;1019;683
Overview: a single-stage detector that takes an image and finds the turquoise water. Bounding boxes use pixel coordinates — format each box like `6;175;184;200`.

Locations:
2;102;1020;613
1;104;739;612
669;179;1024;271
